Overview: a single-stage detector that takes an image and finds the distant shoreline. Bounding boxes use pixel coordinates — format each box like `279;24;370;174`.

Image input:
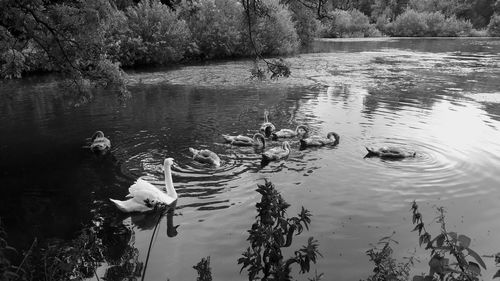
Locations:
315;37;500;42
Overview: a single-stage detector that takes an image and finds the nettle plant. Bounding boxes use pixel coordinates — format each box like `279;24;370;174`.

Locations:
410;201;488;281
238;181;322;281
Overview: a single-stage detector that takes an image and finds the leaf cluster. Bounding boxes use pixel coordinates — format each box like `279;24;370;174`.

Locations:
364;234;415;281
410;202;487;281
238;180;321;281
193;256;212;281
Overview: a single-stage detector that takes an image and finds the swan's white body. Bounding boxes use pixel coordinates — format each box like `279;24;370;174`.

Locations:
110;158;177;212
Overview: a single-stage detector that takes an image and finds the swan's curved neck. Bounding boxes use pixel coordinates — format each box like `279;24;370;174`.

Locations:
164;165;177;199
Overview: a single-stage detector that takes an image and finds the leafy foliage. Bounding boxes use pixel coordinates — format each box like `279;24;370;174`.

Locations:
194;256;213;281
363;234;415;281
181;0;245;59
385;9;473;37
410;201;487;281
0;0;129;103
488;14;500;36
238;180;321;281
121;0;191;66
320;9;380;38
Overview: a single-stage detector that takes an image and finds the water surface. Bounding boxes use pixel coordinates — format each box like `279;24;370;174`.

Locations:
1;38;500;280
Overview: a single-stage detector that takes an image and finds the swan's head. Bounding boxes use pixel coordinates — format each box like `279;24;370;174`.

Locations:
264;126;273;138
327;132;340;144
164;158;174;167
91;130;105;141
296;125;308;137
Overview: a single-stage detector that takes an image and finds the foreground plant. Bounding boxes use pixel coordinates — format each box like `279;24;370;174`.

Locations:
364;233;415;281
410;201;487;281
238;180;321;280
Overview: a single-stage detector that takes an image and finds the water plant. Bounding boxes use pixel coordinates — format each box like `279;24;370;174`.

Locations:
364;233;416;281
238;180;321;280
410;201;487;281
194;256;212;281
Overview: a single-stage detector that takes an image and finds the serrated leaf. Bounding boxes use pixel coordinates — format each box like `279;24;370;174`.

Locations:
469;261;481;276
467;248;487;269
429;255;444;274
458;234;471;248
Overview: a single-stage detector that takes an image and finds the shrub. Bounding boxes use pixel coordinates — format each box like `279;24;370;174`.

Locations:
238;181;321;280
243;0;300;56
488;14;500;36
1;49;27;79
119;0;191;66
288;2;321;46
389;9;473;36
181;0;245;59
388;9;428;36
320;9;378;38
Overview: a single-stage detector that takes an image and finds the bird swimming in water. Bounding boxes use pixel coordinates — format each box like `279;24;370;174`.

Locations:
110;158;178;213
271;125;308;140
222;133;266;148
365;146;416;159
259;110;276;138
262;141;291;163
300;132;339;149
90;131;111;152
189;147;221;167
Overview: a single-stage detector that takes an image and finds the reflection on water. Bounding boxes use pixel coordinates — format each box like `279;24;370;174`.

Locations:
1;38;500;280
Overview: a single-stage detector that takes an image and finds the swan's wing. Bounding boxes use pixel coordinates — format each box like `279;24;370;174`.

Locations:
128;178;165;202
110;198;152;213
234;135;252;142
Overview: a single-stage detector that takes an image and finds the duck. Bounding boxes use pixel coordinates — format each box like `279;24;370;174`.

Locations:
222;133;266;148
271;125;308;140
90;131;111;152
189;147;221;167
259;110;276;138
365;147;416;159
110;158;178;213
300;132;340;148
262;141;291;162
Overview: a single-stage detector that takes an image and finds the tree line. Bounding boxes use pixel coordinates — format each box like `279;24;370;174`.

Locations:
1;0;499;103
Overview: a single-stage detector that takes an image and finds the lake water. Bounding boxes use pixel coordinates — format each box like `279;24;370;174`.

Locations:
1;38;500;280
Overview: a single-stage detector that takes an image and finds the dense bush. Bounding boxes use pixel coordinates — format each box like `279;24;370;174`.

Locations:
288;2;321;46
244;0;300;56
488;14;500;36
108;0;191;66
386;9;473;36
320;9;381;38
181;0;245;59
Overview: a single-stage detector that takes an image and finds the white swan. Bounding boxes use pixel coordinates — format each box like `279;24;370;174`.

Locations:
110;158;178;212
90;131;111;152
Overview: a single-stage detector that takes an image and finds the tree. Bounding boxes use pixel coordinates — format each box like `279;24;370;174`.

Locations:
0;0;128;104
